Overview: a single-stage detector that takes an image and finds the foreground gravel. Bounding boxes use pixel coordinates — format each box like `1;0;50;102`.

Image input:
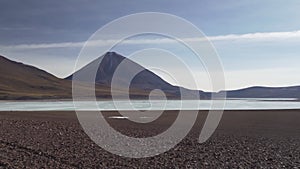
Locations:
0;110;299;168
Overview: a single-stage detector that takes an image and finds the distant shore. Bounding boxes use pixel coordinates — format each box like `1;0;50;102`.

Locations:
0;110;299;168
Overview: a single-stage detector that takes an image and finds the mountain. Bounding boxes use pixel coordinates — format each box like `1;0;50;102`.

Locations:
67;52;207;99
0;53;194;100
0;54;148;100
1;53;299;100
225;86;300;99
0;55;72;100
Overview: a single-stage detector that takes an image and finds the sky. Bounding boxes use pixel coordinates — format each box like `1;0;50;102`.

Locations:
0;0;300;91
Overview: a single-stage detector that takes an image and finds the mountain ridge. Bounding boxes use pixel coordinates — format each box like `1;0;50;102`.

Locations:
0;53;299;100
224;86;300;99
67;52;211;99
0;55;72;100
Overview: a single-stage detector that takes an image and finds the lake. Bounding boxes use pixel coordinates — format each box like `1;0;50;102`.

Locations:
0;98;299;111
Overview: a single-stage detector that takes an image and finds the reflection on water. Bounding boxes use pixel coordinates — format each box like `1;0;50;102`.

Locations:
0;99;299;111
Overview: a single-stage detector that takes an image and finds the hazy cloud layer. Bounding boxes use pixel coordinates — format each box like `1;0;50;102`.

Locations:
2;30;300;50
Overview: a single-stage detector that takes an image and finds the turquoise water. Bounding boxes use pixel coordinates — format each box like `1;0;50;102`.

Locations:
0;99;299;111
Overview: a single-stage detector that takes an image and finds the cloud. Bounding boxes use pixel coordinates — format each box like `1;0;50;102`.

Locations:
208;30;300;41
1;30;300;50
2;41;84;49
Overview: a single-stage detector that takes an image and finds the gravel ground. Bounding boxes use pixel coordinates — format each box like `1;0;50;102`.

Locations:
0;110;299;168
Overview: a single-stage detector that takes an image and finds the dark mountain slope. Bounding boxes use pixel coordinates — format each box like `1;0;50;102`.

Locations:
67;52;207;99
225;86;300;99
0;54;174;100
0;55;73;99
